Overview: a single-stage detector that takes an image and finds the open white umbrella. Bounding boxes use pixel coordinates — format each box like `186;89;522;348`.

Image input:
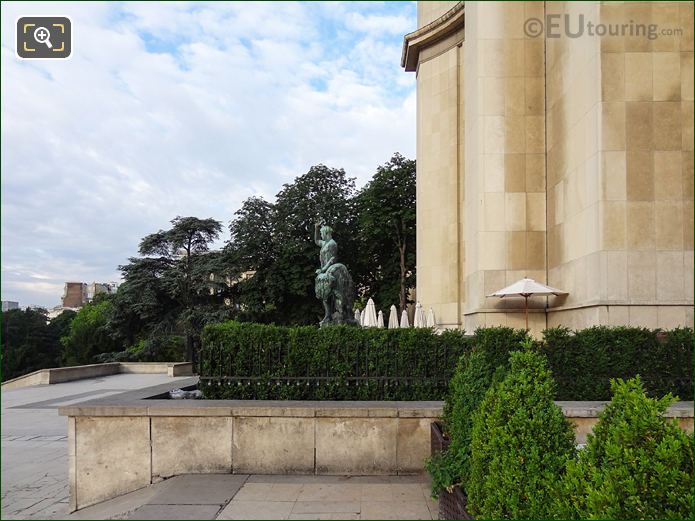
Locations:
399;309;410;328
426;307;436;328
388;305;399;329
363;298;378;327
413;302;426;328
487;277;568;330
377;310;385;328
354;308;361;325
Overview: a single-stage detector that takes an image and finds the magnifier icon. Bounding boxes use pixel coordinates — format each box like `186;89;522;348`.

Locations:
33;26;53;49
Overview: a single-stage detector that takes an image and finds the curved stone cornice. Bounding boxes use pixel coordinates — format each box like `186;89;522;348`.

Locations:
401;2;465;72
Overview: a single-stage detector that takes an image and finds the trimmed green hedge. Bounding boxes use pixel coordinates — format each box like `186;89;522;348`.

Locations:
200;322;472;400
200;322;693;401
540;326;693;400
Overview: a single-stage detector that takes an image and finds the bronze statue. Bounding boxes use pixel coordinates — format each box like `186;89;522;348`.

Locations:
314;223;356;327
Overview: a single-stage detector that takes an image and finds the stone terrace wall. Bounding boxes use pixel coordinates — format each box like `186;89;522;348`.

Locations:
60;380;693;512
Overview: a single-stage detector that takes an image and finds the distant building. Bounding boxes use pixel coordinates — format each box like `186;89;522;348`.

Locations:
61;281;119;309
1;301;19;312
86;282;119;302
62;282;88;308
47;306;78;319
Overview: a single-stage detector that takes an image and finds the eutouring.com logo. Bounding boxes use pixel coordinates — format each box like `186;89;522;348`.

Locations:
524;14;683;40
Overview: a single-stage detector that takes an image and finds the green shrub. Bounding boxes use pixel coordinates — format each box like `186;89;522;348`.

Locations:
541;326;693;400
468;349;576;519
427;327;527;498
554;377;694;520
200;321;472;400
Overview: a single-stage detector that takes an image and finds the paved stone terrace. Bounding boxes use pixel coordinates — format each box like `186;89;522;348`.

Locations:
2;374;437;520
1;373;192;519
67;474;437;520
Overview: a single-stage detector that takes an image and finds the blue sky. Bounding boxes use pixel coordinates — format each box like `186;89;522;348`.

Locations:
1;1;417;308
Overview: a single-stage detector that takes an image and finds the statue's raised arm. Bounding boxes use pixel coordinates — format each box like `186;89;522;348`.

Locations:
314;223;324;247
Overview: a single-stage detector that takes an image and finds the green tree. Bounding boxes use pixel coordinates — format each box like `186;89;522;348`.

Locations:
1;308;71;380
113;216;226;362
61;298;120;366
229;165;359;324
227;197;277;322
356;153;416;312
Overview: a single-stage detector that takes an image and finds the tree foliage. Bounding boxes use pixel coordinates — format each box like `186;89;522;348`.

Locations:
61;298;119;366
108;216;229;362
227;157;416;324
356;153;416;312
1;308;75;381
228;164;361;324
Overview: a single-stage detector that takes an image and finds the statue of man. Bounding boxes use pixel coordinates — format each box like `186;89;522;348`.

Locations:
313;223;356;327
315;224;337;274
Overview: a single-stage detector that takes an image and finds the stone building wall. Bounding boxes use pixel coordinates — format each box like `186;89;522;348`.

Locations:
403;1;694;333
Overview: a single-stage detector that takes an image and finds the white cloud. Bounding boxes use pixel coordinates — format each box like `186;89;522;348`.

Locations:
1;1;416;307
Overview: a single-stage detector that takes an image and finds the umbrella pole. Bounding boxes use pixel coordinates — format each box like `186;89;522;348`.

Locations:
525;295;529;331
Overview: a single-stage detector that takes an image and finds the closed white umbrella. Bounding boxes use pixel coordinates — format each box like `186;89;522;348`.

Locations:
377;310;385;328
487;277;568;330
426;307;436;328
399;309;410;328
360;308;365;326
388;305;399;329
363;298;378;327
354;308;361;325
413;302;426;328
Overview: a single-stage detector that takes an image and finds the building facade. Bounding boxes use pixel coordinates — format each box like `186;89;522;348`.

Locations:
1;301;19;312
402;1;693;334
62;282;88;308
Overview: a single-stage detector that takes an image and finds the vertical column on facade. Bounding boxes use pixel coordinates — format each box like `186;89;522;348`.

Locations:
463;2;547;335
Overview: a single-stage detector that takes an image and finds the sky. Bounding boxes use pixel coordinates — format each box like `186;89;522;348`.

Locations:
1;1;417;308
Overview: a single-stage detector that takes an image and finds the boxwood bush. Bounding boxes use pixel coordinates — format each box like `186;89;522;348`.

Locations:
427;327;527;497
553;377;694;520
200;322;473;400
468;349;576;519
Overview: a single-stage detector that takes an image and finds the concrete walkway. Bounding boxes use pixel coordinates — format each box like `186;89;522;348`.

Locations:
67;474;438;520
1;373;192;519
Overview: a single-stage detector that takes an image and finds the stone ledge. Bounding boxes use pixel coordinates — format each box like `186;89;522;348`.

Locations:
556;400;694;418
58;380;693;420
2;362;193;391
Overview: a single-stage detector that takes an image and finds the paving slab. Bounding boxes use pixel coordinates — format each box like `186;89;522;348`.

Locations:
297;484;362;502
126;504;222;519
361;500;432;520
288;514;360;520
217;500;295;520
147;474;247;505
292;501;360;514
